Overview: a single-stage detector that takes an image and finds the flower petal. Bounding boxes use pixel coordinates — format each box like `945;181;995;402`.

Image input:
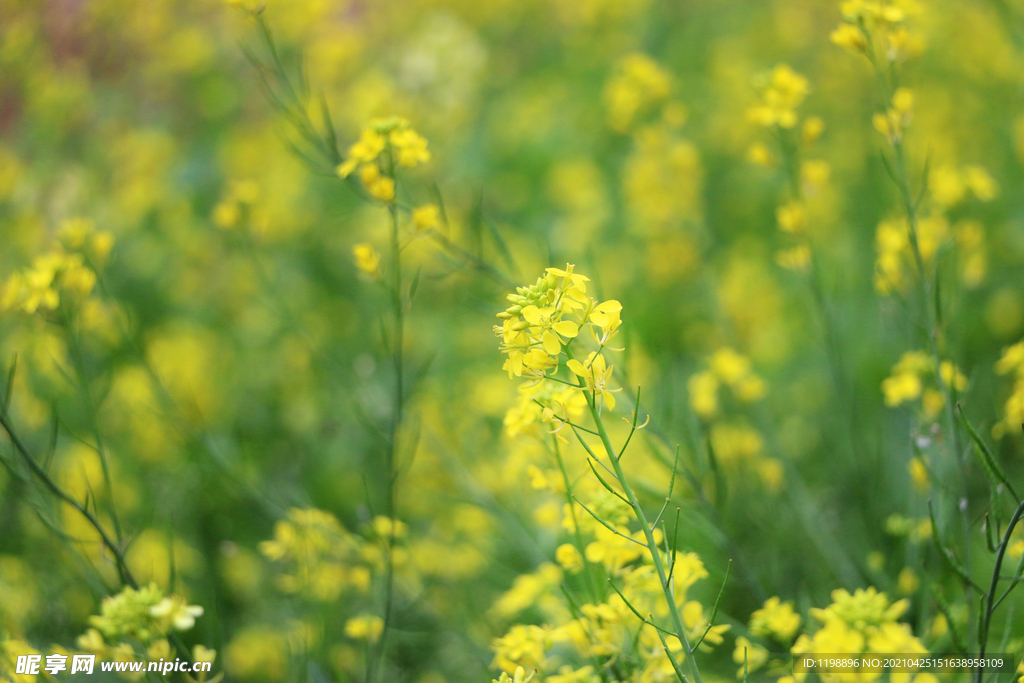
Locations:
566;287;587;302
603;390;616;411
521;305;542;325
552;320;579;338
566;359;587;377
542;331;561;355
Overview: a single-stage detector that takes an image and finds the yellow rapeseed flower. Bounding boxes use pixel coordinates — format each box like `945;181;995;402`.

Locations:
336;118;430;203
353;243;381;277
748;64;809;129
749;596;802;642
412;204;441;232
344;615;384;643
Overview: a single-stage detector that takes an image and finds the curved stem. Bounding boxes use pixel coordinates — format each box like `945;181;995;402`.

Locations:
0;408;195;665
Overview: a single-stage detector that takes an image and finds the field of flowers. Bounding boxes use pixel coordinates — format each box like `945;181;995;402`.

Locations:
2;0;1024;681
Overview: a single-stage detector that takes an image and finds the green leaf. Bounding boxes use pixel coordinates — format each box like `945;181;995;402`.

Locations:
913;148;932;211
409;266;421;301
319;93;340;165
958;404;1018;501
573;495;645;548
694;559;732;648
586;457;629;505
653;621;689;683
985;513;997;553
706;430;726;507
927;584;967;653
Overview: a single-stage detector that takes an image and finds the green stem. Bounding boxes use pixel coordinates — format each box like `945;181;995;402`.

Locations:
0;408;195;666
863;40;972;627
369;151;403;683
564;347;702;683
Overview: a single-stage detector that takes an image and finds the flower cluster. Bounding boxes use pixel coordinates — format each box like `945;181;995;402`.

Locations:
874;215;946;294
336;117;431;202
258;507;373;602
83;583;203;643
830;0;924;63
747;64;809;130
881;350;967;419
875;209;994;295
883;514;933;543
603;54;675;133
76;583;204;670
689;348;766;419
236;508;432;680
603;53;700;284
747;65;829;273
1;218;112;315
872;88;913;146
490;541;727;680
492;668;535;683
622;122;701;240
495;265;622;409
503;379;588;441
734;587;934;683
352;242;381;278
343;615;385;644
749;596;802;643
929;165;997;209
791;588;926;683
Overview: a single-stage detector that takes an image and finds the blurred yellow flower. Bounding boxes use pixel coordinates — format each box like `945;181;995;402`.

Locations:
353;243;381;277
604;54;672;132
750;596;802;641
344;615;384;643
748;64;809;129
412;204;441;232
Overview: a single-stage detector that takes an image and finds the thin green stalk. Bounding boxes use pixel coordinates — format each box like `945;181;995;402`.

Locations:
861;34;973;629
864;37;967;470
564;347;702;683
0;408;195;666
863;32;960;435
386;151;404;518
0;408;130;585
369;157;404;683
